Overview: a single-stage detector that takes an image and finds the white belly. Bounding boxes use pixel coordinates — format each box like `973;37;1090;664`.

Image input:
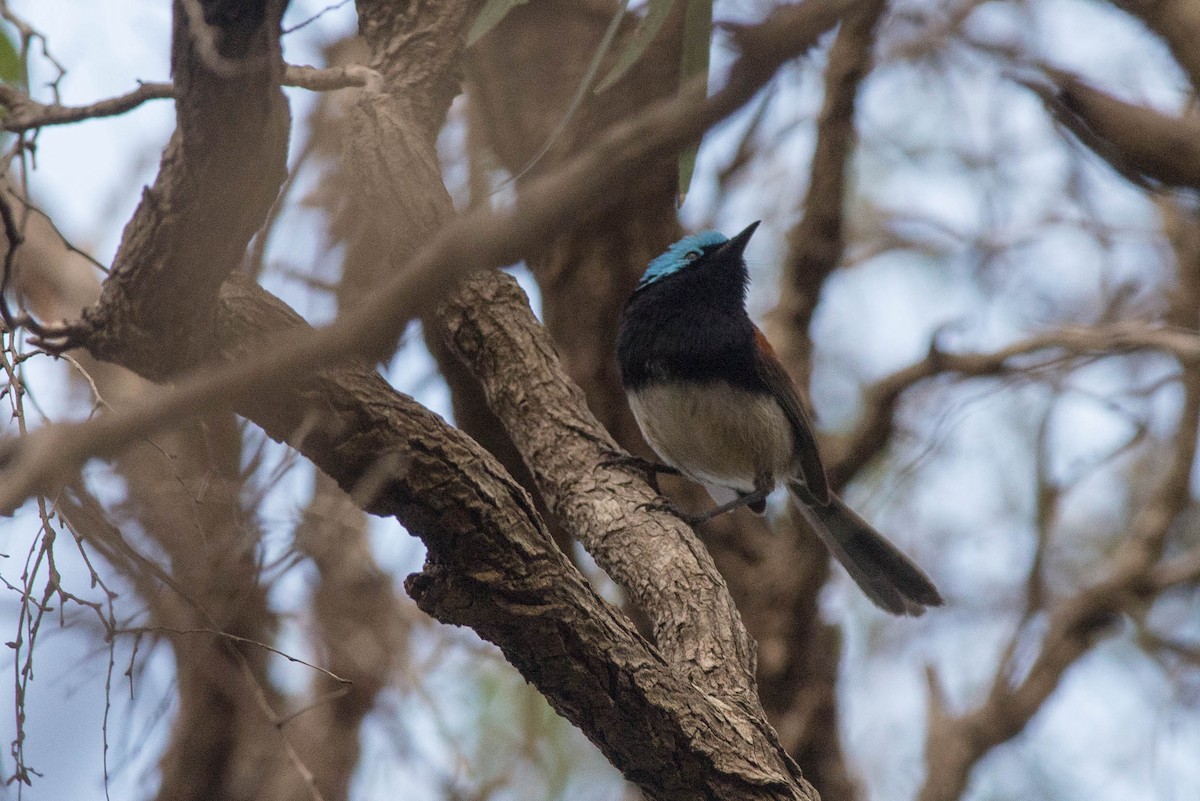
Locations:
627;383;795;494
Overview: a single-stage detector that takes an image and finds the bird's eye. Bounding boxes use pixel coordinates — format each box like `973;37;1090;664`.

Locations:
684;250;701;261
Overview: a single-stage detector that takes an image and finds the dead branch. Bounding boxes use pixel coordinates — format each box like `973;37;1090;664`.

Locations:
0;2;853;799
1018;67;1200;191
826;322;1200;487
916;198;1200;801
0;64;376;133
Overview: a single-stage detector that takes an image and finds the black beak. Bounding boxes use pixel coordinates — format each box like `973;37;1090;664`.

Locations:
718;221;760;261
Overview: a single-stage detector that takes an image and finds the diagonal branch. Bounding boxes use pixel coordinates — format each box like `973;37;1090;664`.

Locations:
440;272;761;701
1017;66;1200;191
1;2;852;799
9;0;855;508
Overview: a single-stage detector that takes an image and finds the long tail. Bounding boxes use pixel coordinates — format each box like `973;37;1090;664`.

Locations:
789;483;943;616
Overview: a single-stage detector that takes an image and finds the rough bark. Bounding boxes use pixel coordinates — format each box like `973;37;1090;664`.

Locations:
467;0;683;443
309;16;563;555
464;11;862;796
6;3;852;798
77;0;290;376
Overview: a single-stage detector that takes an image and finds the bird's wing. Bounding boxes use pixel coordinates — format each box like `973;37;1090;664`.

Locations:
751;327;831;504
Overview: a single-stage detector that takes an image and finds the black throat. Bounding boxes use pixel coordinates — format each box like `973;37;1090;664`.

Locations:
617;252;761;392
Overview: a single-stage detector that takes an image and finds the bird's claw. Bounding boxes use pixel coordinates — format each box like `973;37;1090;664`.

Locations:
599;450;681;494
636;498;709;528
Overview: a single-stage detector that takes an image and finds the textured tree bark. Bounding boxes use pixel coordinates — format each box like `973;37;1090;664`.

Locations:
25;2;850;797
314;8;567;555
466;5;868;798
216;278;816;801
467;0;685;445
78;0;290;376
439;273;761;697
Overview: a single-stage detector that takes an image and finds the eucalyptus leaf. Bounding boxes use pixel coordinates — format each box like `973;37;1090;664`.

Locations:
0;30;22;85
467;0;530;45
495;1;629;187
595;0;676;93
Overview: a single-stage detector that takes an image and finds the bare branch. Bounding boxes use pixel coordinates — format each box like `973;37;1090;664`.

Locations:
0;3;852;799
1017;66;1200;191
0;65;378;133
0;81;174;131
826;322;1200;487
8;0;853;508
916;199;1200;801
769;0;886;395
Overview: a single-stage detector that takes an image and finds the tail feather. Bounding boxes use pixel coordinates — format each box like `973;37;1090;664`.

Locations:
789;483;943;616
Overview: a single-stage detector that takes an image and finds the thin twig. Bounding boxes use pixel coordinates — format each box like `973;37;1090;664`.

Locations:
0;65;380;134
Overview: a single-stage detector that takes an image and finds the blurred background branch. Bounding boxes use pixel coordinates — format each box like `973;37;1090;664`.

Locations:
0;0;1198;800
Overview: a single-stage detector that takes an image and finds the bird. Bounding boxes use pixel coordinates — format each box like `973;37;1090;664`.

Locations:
616;222;943;616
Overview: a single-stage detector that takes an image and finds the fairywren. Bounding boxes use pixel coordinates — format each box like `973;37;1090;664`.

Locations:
616;222;943;615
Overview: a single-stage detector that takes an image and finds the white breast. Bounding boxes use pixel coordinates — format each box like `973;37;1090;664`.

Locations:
627;382;796;495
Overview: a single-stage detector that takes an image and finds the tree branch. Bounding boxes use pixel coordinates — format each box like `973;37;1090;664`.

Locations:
756;5;887;798
2;4;850;797
826;322;1200;487
440;272;762;699
916;199;1200;801
1018;66;1200;191
0;64;377;133
770;0;886;396
13;0;854;504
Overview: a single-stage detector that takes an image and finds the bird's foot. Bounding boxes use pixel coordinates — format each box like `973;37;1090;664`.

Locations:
636;498;710;527
632;483;771;528
700;487;772;521
600;450;682;494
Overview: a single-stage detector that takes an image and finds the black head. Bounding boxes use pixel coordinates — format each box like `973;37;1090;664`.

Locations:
633;221;760;295
618;221;763;391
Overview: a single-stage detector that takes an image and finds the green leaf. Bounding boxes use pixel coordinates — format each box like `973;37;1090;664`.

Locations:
677;145;699;206
677;0;711;202
495;1;628;187
0;30;22;85
679;0;711;84
595;0;676;93
467;0;530;46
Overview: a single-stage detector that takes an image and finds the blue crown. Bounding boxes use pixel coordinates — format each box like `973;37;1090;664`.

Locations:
638;230;729;288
